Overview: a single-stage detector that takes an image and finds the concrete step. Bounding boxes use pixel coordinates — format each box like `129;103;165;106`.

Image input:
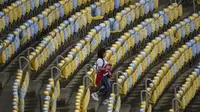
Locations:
153;56;200;112
119;104;132;112
185;90;200;112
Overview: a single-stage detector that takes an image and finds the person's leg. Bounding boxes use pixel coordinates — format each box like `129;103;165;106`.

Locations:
91;81;104;101
92;83;102;93
102;76;111;104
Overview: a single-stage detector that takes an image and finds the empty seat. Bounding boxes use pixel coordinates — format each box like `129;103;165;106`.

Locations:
104;12;199;111
0;0;94;65
12;69;30;112
141;35;200;110
28;7;92;72
43;78;60;112
106;3;182;68
75;85;90;112
0;0;58;33
169;63;200;111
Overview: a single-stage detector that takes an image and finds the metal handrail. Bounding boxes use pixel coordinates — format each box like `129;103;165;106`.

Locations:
56;55;66;66
112;83;122;96
83;75;93;89
141;90;150;102
86;64;95;75
19;56;30;74
145;78;155;90
141;90;151;112
172;98;183;112
51;66;61;80
174;86;184;97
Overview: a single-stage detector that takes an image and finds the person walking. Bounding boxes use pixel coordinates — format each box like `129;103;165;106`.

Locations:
91;48;112;105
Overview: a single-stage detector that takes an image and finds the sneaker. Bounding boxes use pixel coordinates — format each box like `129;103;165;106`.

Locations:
91;92;99;101
103;99;109;105
100;85;105;89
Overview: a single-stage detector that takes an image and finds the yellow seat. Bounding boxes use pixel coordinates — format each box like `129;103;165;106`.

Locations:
168;5;174;23
129;5;136;22
135;3;140;19
153;13;159;32
132;60;139;85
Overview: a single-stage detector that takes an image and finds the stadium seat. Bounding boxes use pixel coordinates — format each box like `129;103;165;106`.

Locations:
104;12;200;111
0;0;95;65
12;69;30;112
106;3;182;68
42;78;60;112
169;63;200;111
141;35;200;110
75;85;90;112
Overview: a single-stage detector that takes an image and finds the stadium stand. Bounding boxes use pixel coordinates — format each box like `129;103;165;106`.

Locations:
0;0;199;112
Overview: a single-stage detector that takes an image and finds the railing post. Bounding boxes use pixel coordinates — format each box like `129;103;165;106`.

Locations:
112;83;122;96
172;98;183;112
56;55;66;66
19;56;30;75
83;75;93;89
140;90;150;111
143;78;155;111
85;64;95;75
51;66;61;81
174;86;184;97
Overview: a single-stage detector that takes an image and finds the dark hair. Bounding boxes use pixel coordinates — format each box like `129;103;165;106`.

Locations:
98;48;106;59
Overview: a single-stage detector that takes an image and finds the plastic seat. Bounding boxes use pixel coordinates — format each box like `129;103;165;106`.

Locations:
129;5;136;23
12;69;30;112
135;3;141;20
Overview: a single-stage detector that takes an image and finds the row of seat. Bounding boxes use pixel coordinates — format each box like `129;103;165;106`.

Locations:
74;85;90;112
90;0;115;19
0;0;93;64
43;78;60;112
84;1;182;86
57;0;156;80
105;3;182;69
107;93;121;112
11;0;93;110
11;0;134;111
89;2;182;88
0;0;137;33
58;22;108;79
72;0;159;111
140;36;200;111
12;69;30;112
40;0;138;111
109;0;158;32
106;12;200;111
73;1;161;111
28;0;155;72
0;0;52;33
169;63;200;112
28;6;93;71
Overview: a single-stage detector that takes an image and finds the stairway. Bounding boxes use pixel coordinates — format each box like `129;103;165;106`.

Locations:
185;90;200;112
153;59;200;112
